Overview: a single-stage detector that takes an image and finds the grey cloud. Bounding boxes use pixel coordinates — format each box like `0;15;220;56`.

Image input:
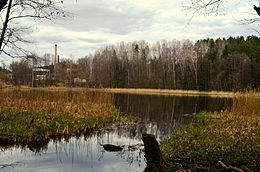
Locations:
59;1;155;35
35;33;72;44
78;37;106;43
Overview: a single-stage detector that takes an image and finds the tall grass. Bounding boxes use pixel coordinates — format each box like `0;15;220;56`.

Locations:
0;89;121;144
161;92;260;171
0;89;114;118
232;92;260;117
218;92;260;141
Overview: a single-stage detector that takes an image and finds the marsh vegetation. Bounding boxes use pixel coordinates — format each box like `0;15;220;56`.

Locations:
0;88;234;171
161;92;260;171
0;88;123;144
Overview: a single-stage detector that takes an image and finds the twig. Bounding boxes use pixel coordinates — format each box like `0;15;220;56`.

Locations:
218;161;244;172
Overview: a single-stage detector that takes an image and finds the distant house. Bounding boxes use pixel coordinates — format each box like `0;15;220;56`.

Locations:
32;67;51;87
73;77;87;86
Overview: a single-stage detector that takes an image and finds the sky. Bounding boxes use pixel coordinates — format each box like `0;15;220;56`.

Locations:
0;0;259;65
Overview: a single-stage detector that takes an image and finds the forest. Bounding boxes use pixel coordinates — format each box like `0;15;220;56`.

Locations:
6;36;260;91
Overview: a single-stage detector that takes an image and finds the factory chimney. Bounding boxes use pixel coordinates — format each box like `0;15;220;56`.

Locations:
54;44;57;66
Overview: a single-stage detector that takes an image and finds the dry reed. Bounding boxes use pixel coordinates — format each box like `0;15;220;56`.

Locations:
161;92;260;171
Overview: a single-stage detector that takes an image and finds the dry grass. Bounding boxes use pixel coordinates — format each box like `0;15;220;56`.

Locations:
221;92;260;138
0;89;121;144
94;88;236;98
0;89;114;118
161;92;260;171
2;86;241;97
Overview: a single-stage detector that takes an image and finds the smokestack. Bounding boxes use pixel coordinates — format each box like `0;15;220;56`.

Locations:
54;44;57;66
58;55;60;64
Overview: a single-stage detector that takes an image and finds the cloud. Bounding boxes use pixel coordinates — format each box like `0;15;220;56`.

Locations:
58;0;155;35
78;37;106;44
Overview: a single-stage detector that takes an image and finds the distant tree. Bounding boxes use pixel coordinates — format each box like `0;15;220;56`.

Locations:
9;59;32;85
0;65;10;83
37;37;258;91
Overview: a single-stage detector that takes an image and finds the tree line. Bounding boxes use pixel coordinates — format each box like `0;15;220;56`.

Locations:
8;36;260;91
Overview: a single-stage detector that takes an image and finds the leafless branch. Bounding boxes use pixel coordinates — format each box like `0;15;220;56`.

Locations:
2;49;27;58
240;17;260;25
0;0;69;58
183;0;225;16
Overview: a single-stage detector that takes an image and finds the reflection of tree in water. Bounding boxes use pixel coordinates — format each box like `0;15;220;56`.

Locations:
50;130;145;170
0;128;145;170
0;137;51;153
0;161;24;170
114;94;232;140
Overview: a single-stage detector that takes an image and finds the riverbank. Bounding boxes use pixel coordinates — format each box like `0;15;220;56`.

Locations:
160;92;260;171
99;88;238;98
0;89;127;145
3;86;240;98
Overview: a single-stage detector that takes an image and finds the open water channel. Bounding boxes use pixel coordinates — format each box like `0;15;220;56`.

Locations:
0;93;232;172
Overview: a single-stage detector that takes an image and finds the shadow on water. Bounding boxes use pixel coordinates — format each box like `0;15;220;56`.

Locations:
0;94;232;172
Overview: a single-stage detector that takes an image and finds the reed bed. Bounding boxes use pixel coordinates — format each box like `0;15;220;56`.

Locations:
0;89;121;144
161;92;260;171
0;89;114;118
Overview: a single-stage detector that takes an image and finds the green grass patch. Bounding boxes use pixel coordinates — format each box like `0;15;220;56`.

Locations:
161;93;260;171
0;107;122;144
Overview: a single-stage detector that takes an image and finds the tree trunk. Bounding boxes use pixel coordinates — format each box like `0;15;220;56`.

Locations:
0;0;12;53
141;134;165;172
0;0;8;12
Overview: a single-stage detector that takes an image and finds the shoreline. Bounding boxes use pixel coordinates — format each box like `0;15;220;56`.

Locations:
97;88;237;98
3;86;240;98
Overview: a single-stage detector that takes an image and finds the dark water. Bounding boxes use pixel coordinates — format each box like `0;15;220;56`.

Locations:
114;94;232;140
0;94;232;172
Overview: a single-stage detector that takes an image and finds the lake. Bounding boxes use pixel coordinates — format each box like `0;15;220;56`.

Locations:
0;93;232;172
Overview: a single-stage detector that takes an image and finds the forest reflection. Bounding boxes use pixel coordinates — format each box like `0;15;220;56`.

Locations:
114;94;232;140
0;129;146;172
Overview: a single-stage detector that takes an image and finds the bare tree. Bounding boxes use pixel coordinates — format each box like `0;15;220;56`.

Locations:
0;0;67;58
184;0;260;24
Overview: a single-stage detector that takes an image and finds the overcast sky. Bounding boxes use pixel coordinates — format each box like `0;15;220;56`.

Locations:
1;0;259;65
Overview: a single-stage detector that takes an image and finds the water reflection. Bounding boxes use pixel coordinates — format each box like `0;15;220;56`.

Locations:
114;94;232;140
0;129;145;172
0;94;232;172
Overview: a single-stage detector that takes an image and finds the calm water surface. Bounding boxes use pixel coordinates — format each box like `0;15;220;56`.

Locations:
0;94;232;172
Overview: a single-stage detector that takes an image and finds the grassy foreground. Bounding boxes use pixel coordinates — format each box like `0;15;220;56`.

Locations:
0;89;123;144
161;92;260;171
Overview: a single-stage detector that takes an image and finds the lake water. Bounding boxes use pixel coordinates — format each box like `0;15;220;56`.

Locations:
0;94;232;172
